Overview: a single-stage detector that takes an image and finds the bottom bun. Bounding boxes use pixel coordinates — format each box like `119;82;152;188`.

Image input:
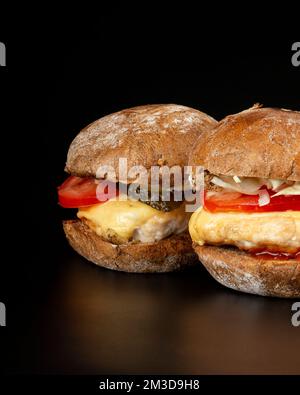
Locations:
63;220;197;273
194;245;300;298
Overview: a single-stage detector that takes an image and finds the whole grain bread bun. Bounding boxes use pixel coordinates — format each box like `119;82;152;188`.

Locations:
65;104;217;180
193;244;300;298
63;220;197;273
189;105;300;181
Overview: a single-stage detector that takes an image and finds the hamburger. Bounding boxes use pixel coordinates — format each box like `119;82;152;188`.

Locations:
58;104;217;273
189;104;300;297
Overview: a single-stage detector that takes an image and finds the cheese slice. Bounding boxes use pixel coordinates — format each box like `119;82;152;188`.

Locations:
78;196;190;244
189;207;300;253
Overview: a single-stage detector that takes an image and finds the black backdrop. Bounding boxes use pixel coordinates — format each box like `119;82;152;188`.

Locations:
1;5;300;376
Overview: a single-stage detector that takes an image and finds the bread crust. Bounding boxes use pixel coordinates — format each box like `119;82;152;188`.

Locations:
193;244;300;298
65;104;217;179
63;220;197;273
189;105;300;181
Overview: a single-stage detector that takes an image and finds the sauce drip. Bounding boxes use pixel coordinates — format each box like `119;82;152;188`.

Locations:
251;249;300;261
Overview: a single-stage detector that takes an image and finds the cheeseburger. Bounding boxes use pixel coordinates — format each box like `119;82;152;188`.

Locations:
58;104;217;273
189;105;300;297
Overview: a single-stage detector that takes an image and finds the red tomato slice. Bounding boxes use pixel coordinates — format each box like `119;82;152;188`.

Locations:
58;176;118;208
204;191;300;213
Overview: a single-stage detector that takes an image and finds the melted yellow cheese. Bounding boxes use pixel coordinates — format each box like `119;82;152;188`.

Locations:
189;207;300;253
78;197;189;244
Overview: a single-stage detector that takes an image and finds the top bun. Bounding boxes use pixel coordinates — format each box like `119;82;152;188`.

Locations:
65;104;217;179
189;105;300;181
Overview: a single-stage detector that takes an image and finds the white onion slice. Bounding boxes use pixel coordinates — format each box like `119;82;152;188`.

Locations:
210;176;300;197
233;175;242;183
271;182;300;197
258;189;270;206
268;179;285;191
210;176;235;190
211;176;265;195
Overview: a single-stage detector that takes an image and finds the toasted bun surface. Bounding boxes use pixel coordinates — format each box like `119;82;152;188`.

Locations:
63;220;197;273
189;105;300;181
194;244;300;298
66;104;217;179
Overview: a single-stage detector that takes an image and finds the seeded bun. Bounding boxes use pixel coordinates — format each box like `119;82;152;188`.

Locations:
66;104;217;180
189;104;300;181
63;220;197;273
193;245;300;298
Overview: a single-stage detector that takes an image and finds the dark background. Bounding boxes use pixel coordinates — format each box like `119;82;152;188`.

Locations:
1;5;300;375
